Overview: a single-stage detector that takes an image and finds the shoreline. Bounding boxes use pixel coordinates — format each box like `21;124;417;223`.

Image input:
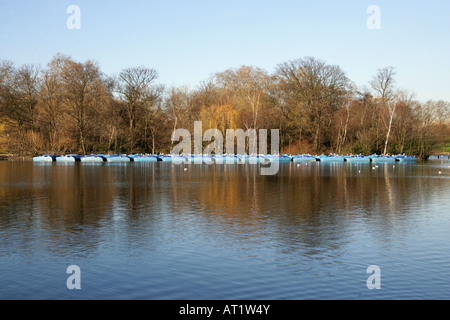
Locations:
2;153;449;162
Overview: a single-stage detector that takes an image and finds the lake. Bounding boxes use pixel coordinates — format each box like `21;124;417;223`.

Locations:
0;160;449;300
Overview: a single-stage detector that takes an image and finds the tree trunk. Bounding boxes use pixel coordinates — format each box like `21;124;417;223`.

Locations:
152;131;155;155
383;104;396;155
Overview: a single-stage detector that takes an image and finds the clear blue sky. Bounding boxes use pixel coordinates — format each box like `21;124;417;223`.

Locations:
1;0;449;102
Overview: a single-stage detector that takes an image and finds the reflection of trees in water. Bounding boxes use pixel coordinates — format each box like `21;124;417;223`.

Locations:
2;163;120;258
161;163;447;260
0;162;447;260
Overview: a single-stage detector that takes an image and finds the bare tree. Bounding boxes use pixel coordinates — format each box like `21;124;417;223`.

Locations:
214;65;272;153
0;62;42;154
371;66;397;154
430;100;450;152
116;66;163;153
54;54;107;155
14;64;41;132
215;66;271;131
0;60;15;112
38;66;65;153
276;57;351;152
335;85;357;154
165;86;195;147
393;90;417;154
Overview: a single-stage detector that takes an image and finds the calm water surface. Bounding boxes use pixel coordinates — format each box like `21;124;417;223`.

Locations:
0;160;449;300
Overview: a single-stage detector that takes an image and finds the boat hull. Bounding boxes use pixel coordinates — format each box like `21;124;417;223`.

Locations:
293;156;317;163
56;156;78;162
107;156;131;163
267;156;293;163
317;156;345;163
81;155;106;163
130;156;158;162
396;156;418;163
33;155;56;162
157;155;190;163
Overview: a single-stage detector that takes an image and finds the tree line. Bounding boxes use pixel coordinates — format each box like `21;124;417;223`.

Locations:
1;54;449;158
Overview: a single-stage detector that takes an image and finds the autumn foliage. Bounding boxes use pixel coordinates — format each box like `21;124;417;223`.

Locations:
1;55;449;158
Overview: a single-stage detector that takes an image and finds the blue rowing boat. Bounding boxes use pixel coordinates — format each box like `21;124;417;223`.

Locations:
395;155;418;163
268;154;293;163
345;155;371;163
32;153;422;166
80;154;107;162
128;154;159;162
292;155;317;163
157;155;190;163
317;155;345;163
56;154;81;162
106;154;131;163
244;155;269;164
33;154;58;162
370;155;396;163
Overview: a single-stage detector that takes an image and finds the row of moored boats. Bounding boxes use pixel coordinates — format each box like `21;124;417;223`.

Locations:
33;154;418;163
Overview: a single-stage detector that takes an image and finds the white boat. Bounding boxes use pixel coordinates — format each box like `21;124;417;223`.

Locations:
128;154;159;162
80;155;106;163
345;155;371;163
292;155;317;163
317;155;345;163
106;155;131;162
395;155;418;163
56;155;80;162
33;155;57;162
370;155;396;163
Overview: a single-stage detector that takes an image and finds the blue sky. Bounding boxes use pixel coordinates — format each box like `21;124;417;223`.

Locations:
1;0;449;101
